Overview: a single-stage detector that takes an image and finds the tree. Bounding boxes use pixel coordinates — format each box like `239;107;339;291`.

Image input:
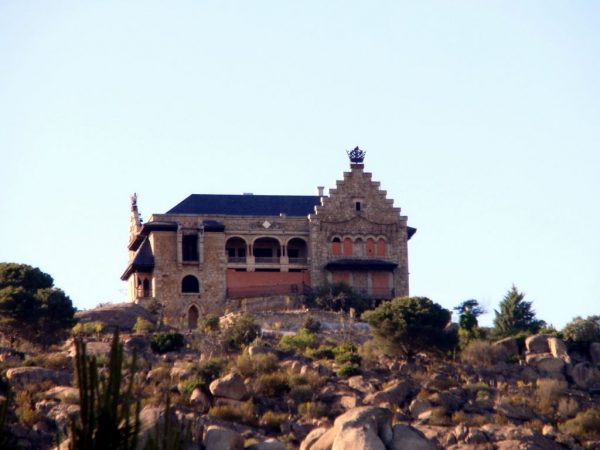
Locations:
0;263;76;347
493;285;544;337
363;296;455;358
454;299;485;333
561;316;600;352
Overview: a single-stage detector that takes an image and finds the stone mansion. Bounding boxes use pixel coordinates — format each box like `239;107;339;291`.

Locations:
121;149;416;329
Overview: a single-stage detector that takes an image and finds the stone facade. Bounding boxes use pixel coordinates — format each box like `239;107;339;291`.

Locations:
121;154;415;329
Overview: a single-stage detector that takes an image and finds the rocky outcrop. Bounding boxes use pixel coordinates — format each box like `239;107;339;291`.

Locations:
525;334;570;374
75;303;155;331
6;367;70;387
209;373;247;400
569;362;600;390
204;425;244;450
493;337;519;359
389;424;437;450
363;380;417;407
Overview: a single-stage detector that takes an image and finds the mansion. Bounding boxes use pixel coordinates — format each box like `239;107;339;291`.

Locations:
121;149;416;329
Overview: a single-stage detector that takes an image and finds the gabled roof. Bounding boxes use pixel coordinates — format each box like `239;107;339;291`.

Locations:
121;238;155;280
166;194;321;217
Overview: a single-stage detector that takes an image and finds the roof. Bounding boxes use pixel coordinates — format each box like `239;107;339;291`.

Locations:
166;194;321;217
407;226;417;240
121;239;155;280
325;259;398;271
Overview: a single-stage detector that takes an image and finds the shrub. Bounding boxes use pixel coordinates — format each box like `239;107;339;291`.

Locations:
535;378;567;416
235;353;279;378
461;340;508;367
298;401;328;419
151;331;185;354
305;283;370;315
559;408;600;439
337;364;362;377
184;358;225;392
133;317;154;334
335;351;361;366
198;314;220;333
72;321;105;338
208;400;257;426
278;328;318;353
14;390;39;427
302;317;322;333
24;352;71;371
254;372;290;397
557;397;579;420
561;316;600;352
289;385;313;404
260;410;288;432
223;314;260;351
305;345;335;360
363;296;455;358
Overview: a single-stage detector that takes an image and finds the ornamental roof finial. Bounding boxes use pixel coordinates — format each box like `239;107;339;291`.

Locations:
347;146;366;164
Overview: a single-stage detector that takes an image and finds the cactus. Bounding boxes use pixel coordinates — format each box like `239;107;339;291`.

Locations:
69;329;140;450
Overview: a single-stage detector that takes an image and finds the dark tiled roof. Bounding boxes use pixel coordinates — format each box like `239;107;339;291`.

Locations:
325;259;398;271
129;221;179;251
407;227;417;240
121;239;155;280
167;194;321;217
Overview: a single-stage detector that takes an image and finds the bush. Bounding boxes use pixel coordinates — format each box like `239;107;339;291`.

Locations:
337;364;362;377
72;321;104;338
298;401;328;419
305;345;335;360
260;410;288;432
363;296;455;358
198;314;220;333
559;408;600;439
223;314;260;351
208;400;257;426
253;372;290;397
461;340;508;367
302;317;322;333
151;331;185;354
535;378;567;416
235;353;279;378
133;317;154;334
305;283;370;315
278;328;318;353
561;316;600;352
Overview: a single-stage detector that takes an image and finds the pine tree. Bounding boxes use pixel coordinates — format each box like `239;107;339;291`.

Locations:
493;285;544;337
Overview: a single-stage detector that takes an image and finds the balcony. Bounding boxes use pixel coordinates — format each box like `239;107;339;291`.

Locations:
228;256;247;263
255;257;280;264
288;257;308;265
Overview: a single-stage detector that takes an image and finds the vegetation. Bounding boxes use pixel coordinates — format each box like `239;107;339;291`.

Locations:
222;314;260;351
493;285;544;337
461;340;508;367
0;263;76;347
133;317;154;334
72;321;105;339
363;296;455;357
151;332;185;354
69;330;140;450
304;283;369;315
278;328;318;353
198;314;220;333
561;315;600;352
559;409;600;439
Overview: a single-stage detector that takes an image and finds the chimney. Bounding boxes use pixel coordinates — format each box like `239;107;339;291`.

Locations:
317;186;325;197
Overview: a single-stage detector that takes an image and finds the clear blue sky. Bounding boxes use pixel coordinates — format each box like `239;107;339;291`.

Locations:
1;1;599;328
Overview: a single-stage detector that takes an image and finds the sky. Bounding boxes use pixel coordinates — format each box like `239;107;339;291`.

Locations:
1;1;599;329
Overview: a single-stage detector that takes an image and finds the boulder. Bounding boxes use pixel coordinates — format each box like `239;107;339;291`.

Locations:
189;388;210;413
495;401;535;421
246;439;287;450
303;407;393;450
590;342;600;365
389;424;437;450
348;375;376;394
409;399;433;419
68;341;110;358
209;373;247;400
6;367;70;387
124;335;149;352
137;406;179;449
526;354;565;373
525;334;551;354
428;391;463;412
570;362;600;390
247;344;277;357
44;386;79;404
493;338;519;359
204;425;244;450
363;380;416;407
75;302;155;331
548;337;570;363
0;347;23;364
332;426;386;450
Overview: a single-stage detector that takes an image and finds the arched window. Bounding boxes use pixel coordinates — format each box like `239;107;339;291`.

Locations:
188;305;199;330
331;237;342;256
366;238;375;256
142;278;150;297
354;238;364;257
181;275;200;293
377;238;387;257
343;238;353;256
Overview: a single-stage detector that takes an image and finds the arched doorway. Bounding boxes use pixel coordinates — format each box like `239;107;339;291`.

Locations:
188;305;199;330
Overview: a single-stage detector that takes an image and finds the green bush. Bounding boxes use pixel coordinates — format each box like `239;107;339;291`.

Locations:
298;401;328;419
561;316;600;352
278;328;318;353
302;317;322;333
208;400;257;426
235;353;279;378
133;317;154;334
198;314;220;333
223;314;260;351
559;408;600;439
151;331;185;354
363;296;455;358
254;372;290;397
493;285;544;338
337;363;362;377
304;283;370;315
305;345;335;360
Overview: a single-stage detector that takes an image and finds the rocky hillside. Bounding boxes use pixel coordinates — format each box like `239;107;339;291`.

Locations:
1;307;600;449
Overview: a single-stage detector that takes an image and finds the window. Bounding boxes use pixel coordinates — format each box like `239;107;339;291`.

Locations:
181;275;200;293
332;237;342;256
142;278;150;297
182;235;198;261
355;201;361;211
